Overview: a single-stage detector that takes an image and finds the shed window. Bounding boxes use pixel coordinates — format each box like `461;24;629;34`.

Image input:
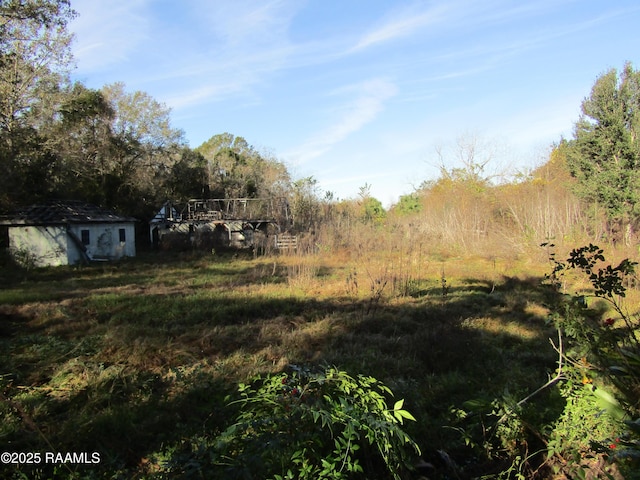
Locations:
119;228;126;242
81;229;90;245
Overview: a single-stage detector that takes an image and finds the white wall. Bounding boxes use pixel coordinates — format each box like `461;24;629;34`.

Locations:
9;223;136;267
9;225;69;267
67;223;136;261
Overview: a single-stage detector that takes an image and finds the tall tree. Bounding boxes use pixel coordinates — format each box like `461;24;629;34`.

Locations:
290;176;320;231
196;132;289;199
567;62;640;241
100;82;186;214
0;0;72;28
47;82;186;219
0;0;75;210
0;0;74;137
53;83;116;203
101;82;184;151
167;147;208;201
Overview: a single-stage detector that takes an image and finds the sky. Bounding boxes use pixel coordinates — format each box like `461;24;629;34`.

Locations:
68;0;640;206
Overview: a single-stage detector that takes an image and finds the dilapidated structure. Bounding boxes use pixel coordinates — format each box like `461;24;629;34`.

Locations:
0;201;137;267
149;198;290;251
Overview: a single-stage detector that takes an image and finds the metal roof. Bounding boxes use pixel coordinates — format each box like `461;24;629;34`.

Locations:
0;201;137;226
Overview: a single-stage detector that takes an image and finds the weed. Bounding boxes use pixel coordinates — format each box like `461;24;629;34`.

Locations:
345;268;358;298
166;364;421;480
440;264;449;300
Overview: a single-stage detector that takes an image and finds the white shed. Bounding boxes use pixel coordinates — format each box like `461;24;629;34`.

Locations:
0;201;137;267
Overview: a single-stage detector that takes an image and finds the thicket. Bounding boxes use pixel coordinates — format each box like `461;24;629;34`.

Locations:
298;141;585;262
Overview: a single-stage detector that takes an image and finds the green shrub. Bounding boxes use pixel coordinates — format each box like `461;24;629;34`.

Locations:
454;244;640;478
168;365;421;479
544;243;640;477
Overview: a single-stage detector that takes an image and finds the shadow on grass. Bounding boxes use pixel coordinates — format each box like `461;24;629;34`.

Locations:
0;255;269;306
0;256;572;478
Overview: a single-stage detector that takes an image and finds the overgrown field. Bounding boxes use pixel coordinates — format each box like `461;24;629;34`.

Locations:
0;246;636;479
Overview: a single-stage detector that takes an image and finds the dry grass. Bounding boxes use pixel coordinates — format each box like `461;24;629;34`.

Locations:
1;243;638;478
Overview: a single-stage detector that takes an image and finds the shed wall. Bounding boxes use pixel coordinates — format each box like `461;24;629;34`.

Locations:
9;225;69;267
67;223;136;261
8;223;136;267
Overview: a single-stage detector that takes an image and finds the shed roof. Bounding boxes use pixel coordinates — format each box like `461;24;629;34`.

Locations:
0;201;137;226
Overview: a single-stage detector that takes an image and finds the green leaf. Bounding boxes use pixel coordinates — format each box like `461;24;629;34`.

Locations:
397;409;417;422
592;386;626;421
463;398;491;411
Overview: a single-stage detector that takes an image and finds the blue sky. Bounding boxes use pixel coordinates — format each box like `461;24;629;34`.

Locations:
68;0;640;206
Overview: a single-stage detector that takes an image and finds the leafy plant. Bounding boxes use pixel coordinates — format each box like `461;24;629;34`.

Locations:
454;244;640;478
543;243;640;477
210;365;421;479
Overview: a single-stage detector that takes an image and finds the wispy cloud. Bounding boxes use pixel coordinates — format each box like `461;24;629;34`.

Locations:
164;84;241;110
284;78;398;165
347;0;612;58
349;3;452;53
194;0;297;47
163;2;313;109
71;0;303;107
70;0;151;73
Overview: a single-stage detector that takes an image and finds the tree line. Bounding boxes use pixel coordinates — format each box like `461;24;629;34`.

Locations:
2;1;639;249
0;1;293;226
387;62;640;250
